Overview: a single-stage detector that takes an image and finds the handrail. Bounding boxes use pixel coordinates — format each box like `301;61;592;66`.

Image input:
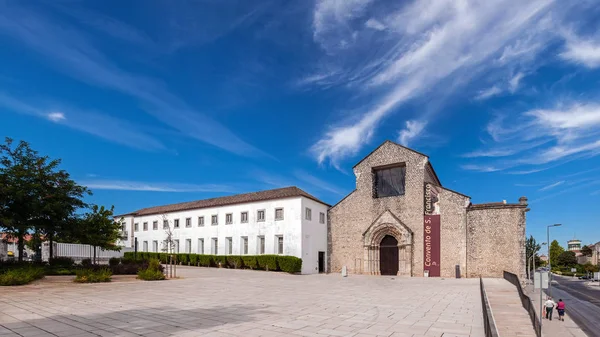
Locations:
480;277;500;337
503;271;541;337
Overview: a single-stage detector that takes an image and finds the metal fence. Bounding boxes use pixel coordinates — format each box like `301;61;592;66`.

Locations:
503;271;542;337
479;277;499;337
42;242;134;263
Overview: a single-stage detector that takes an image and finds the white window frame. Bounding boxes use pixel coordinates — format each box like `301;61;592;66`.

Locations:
174;219;180;228
174;239;180;253
226;213;233;225
305;208;312;220
134;223;139;232
276;235;284;255
143;241;148;252
152;240;158;252
320;212;325;224
163;220;169;229
198;216;204;227
275;208;284;221
211;215;218;226
153;221;158;230
257;209;265;222
257;236;265;255
185;218;192;228
226;237;233;255
185;238;192;253
241;212;248;223
212;238;218;255
241;236;248;255
143;222;148;231
198;238;204;254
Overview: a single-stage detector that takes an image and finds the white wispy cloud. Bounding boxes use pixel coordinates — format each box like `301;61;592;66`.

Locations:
81;180;237;193
47;112;66;122
560;31;600;69
0;4;266;158
509;72;525;93
397;120;427;146
0;93;165;151
475;86;503;100
365;18;386;31
464;102;600;171
538;181;564;191
307;0;562;167
461;164;503;173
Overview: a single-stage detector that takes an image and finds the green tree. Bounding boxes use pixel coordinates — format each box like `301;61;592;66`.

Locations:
78;205;122;264
556;251;577;267
581;245;593;257
525;235;541;278
549;240;564;268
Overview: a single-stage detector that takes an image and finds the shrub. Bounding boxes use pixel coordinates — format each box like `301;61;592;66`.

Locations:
49;257;75;268
256;255;278;271
189;254;199;266
214;255;227;267
123;252;134;260
108;257;121;266
137;259;165;281
277;256;302;274
242;256;258;269
198;255;214;267
159;253;168;264
227;255;243;269
0;266;45;286
178;254;189;265
46;268;76;276
81;258;92;267
74;268;112;283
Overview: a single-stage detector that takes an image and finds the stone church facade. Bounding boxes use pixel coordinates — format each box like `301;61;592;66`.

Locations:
328;140;528;279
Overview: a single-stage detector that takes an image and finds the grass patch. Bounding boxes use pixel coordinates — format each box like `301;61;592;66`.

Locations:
74;268;112;283
0;266;45;286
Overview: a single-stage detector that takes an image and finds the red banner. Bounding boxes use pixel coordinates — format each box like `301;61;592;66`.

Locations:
424;215;440;277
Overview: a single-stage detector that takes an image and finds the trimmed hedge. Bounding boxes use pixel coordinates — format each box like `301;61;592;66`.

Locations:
278;256;302;274
122;252;302;273
49;257;75;267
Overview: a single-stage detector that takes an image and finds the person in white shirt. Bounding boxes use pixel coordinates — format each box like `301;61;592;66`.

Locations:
544;297;556;320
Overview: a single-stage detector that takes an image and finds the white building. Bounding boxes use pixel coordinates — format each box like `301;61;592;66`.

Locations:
115;187;330;274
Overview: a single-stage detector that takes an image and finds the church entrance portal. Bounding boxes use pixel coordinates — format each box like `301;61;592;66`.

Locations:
379;235;399;275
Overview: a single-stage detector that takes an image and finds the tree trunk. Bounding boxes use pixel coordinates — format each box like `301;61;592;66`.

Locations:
17;230;25;262
93;246;97;265
49;233;54;260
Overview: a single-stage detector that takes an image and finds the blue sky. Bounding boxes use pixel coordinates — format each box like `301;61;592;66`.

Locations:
1;1;600;250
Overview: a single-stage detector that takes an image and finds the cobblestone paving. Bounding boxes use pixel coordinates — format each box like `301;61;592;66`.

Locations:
0;267;484;337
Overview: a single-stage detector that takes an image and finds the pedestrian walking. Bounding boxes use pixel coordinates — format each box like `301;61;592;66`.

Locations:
556;299;565;321
544;297;556;320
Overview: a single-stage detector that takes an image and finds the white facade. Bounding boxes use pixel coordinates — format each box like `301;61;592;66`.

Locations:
118;196;329;274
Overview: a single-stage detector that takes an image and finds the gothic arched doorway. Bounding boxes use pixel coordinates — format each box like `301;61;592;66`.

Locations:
379;235;399;275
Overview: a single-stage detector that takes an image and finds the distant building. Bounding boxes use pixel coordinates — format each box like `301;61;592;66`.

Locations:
0;233;36;260
539;254;548;262
567;239;582;255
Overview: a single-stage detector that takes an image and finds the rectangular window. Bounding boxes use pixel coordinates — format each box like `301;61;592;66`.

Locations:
174;239;180;253
374;165;406;198
143;222;148;231
241;212;248;223
174;219;180;228
241;236;248;255
257;210;265;222
211;215;218;226
226;237;232;255
198;238;204;254
152;240;158;252
320;212;325;224
143;241;148;252
258;236;265;254
275;208;284;220
134;223;139;231
153;221;158;230
185;218;192;228
163;220;169;229
305;208;312;220
226;213;233;224
212;238;218;255
277;236;284;254
198;216;204;227
186;239;192;253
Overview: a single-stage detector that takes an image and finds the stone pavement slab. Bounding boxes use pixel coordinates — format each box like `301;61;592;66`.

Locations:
1;267;484;336
526;288;587;337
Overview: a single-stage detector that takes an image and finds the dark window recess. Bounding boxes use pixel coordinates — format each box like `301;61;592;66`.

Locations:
373;166;406;198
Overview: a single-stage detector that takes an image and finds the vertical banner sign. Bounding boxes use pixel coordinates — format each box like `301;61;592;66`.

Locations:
424;183;441;277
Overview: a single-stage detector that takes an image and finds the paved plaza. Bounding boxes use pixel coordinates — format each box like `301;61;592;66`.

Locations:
1;267;484;337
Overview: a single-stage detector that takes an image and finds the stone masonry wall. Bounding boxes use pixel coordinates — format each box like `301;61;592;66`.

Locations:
328;141;427;275
466;205;527;279
438;188;470;278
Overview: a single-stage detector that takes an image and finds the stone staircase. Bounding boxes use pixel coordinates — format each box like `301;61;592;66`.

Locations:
483;278;537;336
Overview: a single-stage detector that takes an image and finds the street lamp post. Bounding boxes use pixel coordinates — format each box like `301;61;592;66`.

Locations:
547;224;562;297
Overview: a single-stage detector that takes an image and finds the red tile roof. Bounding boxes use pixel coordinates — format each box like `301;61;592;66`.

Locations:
115;186;329;217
